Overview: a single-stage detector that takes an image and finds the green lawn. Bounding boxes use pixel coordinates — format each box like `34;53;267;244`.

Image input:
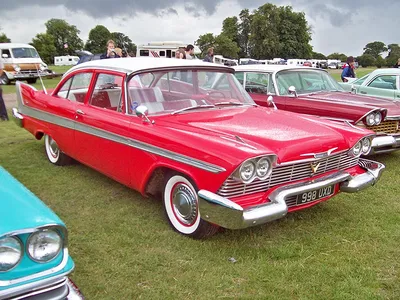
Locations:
0;113;399;299
1;65;72;94
328;67;377;82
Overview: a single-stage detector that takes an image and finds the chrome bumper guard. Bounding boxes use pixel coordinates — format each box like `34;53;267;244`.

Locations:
12;107;24;127
0;276;84;300
198;159;385;230
370;135;400;154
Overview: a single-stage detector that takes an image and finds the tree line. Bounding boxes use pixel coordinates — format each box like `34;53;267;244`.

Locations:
1;6;399;68
0;21;136;64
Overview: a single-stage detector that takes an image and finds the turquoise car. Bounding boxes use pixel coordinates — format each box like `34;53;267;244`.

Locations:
0;167;83;299
338;68;400;101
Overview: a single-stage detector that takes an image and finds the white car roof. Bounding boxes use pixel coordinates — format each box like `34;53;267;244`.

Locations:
65;57;233;77
234;64;322;73
0;43;36;49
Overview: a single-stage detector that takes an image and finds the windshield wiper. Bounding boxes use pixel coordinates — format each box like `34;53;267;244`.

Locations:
214;101;256;107
171;104;215;115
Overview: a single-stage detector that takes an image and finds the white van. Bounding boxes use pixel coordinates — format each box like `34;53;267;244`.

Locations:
0;43;50;84
54;55;79;66
136;41;201;58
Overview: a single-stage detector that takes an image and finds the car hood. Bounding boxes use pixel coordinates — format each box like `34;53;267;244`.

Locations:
156;106;365;163
300;91;400;118
0;167;64;237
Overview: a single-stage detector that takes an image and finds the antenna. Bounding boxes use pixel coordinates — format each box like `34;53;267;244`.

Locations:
34;63;47;95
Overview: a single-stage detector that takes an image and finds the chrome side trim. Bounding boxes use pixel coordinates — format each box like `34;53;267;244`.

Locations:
14;84;226;174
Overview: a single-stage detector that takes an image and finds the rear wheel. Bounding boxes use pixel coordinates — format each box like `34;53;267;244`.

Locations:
44;134;72;166
163;174;219;239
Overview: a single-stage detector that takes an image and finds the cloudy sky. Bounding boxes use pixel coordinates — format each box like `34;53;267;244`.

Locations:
0;0;398;57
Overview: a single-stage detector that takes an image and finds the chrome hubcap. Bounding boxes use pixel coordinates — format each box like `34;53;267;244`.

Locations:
48;137;59;158
172;183;197;225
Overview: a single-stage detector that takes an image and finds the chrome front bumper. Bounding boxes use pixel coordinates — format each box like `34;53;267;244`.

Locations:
198;159;385;230
0;275;84;300
370;135;400;154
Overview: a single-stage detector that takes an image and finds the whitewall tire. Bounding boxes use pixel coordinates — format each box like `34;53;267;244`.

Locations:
163;174;219;239
44;134;72;166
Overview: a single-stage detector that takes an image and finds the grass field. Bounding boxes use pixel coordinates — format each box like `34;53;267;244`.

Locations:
1;65;72;94
0;112;399;299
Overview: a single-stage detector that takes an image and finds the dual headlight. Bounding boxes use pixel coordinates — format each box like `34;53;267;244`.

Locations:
40;64;47;71
365;112;382;126
0;229;63;272
234;156;276;183
349;137;372;157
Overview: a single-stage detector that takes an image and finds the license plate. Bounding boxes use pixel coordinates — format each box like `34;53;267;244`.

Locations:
296;185;335;205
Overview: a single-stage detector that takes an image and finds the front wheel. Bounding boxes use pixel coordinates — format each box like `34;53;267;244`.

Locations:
163;174;219;239
44;134;72;166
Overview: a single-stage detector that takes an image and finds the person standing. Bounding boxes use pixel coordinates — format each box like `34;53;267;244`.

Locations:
393;58;400;68
341;56;356;82
100;40;121;59
185;44;195;60
203;47;214;63
0;57;9;121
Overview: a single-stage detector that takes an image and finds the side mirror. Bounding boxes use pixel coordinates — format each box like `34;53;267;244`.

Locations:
2;54;9;58
267;95;278;110
350;84;356;94
288;86;297;97
135;105;154;124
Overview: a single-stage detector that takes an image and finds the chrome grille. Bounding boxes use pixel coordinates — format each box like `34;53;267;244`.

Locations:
217;151;359;198
367;120;400;134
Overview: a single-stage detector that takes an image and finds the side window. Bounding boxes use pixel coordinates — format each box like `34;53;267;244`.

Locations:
56;72;93;102
368;75;396;90
245;72;269;94
234;72;244;84
1;49;11;58
90;73;124;111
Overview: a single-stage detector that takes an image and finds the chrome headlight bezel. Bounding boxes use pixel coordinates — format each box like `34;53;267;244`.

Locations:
0;236;23;272
349;136;373;157
233;155;276;183
27;229;63;263
365;112;382;126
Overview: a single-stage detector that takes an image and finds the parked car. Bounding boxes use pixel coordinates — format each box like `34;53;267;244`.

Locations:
328;62;337;69
319;61;328;69
234;65;400;154
303;61;312;67
0;167;83;299
12;58;384;238
339;68;400;101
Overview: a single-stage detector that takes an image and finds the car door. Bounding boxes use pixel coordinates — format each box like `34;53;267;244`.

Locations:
44;71;93;157
358;75;396;100
73;70;132;186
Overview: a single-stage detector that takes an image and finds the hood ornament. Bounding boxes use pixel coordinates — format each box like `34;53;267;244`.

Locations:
310;162;321;174
300;147;338;159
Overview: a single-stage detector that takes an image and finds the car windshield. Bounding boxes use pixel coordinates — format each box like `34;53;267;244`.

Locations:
127;69;255;115
275;69;344;95
12;47;40;58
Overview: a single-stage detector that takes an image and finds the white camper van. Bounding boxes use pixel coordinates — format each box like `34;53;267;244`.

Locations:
136;41;201;58
54;55;79;66
0;43;50;84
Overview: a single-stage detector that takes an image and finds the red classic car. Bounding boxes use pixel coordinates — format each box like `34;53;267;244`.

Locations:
12;58;385;238
234;65;400;155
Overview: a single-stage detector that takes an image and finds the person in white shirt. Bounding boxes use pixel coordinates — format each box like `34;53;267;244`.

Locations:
0;58;9;121
185;45;195;60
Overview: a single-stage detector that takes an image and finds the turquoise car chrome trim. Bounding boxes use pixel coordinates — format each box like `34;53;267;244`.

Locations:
14;82;226;174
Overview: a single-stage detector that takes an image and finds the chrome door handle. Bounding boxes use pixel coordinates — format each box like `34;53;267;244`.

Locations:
76;109;85;115
360;91;367;94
